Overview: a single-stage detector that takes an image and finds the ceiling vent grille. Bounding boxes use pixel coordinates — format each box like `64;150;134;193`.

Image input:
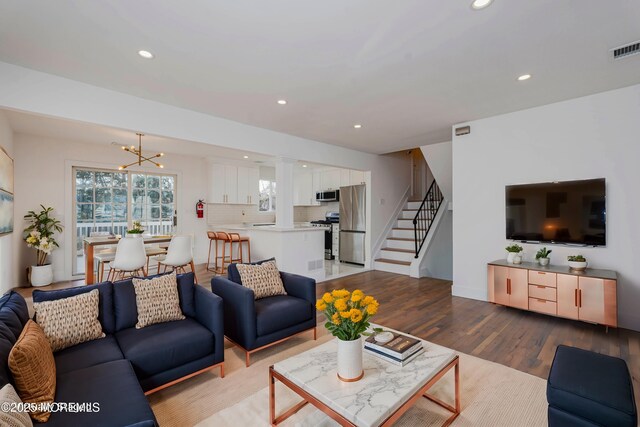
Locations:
612;40;640;60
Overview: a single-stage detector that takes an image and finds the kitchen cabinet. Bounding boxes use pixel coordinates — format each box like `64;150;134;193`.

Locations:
294;171;314;206
322;169;341;190
312;171;322;206
237;166;259;205
208;164;257;204
489;265;528;310
340;169;351;187
350;170;366;185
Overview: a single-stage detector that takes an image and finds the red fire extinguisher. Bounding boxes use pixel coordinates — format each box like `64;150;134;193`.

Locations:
196;200;204;219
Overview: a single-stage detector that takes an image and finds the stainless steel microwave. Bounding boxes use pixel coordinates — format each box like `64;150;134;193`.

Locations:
316;190;340;202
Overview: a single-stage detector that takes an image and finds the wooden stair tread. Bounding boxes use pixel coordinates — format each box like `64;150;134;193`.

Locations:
387;237;415;241
375;258;411;266
381;247;414;253
392;227;413;230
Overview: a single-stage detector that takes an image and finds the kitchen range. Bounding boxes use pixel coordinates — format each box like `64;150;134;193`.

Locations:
310;211;340;260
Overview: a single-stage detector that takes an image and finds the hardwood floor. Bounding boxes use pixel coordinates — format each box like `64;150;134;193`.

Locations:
16;266;640;408
317;270;640;409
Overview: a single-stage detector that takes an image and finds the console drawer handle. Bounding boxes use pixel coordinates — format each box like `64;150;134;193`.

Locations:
537;299;546;303
538;272;546;275
537;285;545;289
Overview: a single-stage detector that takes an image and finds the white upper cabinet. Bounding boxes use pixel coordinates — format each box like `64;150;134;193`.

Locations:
294;171;314;206
225;165;238;204
208;164;227;203
237;166;259;205
350;170;366;185
340;169;351;187
208;163;258;204
321;169;341;190
312;171;322;206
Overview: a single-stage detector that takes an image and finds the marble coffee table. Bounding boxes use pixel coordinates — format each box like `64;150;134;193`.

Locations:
269;329;460;427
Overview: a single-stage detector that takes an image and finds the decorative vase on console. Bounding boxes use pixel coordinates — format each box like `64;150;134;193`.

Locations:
315;289;379;382
505;244;523;264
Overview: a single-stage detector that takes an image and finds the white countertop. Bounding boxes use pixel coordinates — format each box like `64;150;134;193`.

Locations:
213;222;324;232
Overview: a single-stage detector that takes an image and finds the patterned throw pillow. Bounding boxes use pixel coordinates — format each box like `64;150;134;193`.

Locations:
236;260;287;300
0;384;33;427
132;272;185;329
33;289;105;352
8;320;56;423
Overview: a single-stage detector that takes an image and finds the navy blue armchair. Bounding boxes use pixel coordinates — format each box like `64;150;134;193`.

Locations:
212;266;316;366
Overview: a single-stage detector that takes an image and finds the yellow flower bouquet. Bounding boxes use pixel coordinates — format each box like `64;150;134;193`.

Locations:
316;289;379;341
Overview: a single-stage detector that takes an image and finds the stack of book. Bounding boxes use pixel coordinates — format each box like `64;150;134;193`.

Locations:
364;332;424;367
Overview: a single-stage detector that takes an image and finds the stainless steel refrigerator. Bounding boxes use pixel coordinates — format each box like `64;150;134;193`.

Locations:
339;184;366;265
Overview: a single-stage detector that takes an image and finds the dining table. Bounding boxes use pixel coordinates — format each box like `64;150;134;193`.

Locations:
83;235;173;284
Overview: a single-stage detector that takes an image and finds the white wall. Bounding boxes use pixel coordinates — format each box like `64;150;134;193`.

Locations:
0;61;411;273
0;111;14;294
12;134;209;285
421;141;452;205
420;210;453;281
452;83;640;331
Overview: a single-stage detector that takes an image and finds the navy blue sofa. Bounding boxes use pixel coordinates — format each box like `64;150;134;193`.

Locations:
547;345;637;427
0;272;224;426
212;264;316;366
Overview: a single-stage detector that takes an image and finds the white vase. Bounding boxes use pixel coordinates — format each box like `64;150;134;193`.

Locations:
507;252;518;263
538;257;550;266
30;264;53;287
337;337;364;382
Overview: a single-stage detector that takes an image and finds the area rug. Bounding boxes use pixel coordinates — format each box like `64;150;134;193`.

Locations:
149;329;548;426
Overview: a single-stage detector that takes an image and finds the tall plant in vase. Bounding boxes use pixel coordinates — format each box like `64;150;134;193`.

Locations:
316;289;379;382
24;205;63;287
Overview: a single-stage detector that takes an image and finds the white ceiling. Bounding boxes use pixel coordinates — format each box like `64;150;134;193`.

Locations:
1;1;639;154
3;109;335;170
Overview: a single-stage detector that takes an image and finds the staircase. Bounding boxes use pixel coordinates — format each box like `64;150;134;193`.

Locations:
374;181;444;276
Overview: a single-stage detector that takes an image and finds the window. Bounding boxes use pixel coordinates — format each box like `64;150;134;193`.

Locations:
258;179;276;212
72;167;177;275
131;173;176;234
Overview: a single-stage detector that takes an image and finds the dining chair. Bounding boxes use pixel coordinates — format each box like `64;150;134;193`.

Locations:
156;235;198;283
107;237;147;281
90;231;116;282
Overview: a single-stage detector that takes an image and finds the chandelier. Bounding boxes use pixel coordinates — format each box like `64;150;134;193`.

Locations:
118;133;164;170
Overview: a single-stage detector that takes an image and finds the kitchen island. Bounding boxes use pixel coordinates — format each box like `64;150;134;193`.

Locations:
213;223;326;281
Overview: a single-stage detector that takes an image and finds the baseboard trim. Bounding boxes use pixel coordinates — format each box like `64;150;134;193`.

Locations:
451;285;487;302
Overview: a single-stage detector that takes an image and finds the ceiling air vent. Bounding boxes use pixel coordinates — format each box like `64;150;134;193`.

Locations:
612;40;640;60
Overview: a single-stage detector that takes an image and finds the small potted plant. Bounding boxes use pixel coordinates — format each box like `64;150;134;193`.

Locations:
505;244;523;264
568;255;588;271
535;247;552;266
126;220;145;237
24;205;63;287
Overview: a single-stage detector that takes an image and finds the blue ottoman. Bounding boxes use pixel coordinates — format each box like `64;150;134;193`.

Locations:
547;345;637;427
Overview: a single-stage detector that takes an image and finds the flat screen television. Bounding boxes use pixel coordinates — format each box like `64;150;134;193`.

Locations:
505;178;606;246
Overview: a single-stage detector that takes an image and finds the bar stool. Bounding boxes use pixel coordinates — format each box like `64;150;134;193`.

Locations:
210;231;250;274
206;231;220;273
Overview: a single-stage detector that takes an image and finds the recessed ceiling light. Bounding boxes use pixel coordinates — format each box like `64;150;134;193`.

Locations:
277;99;287;105
353;124;363;129
471;0;493;10
243;155;249;159
137;50;154;59
517;74;532;81
302;164;308;168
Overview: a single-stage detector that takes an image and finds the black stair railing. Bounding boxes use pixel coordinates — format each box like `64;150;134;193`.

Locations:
412;181;444;258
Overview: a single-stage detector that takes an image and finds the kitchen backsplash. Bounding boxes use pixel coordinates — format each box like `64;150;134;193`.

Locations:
294;202;339;222
207;202;338;225
207;204;275;225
